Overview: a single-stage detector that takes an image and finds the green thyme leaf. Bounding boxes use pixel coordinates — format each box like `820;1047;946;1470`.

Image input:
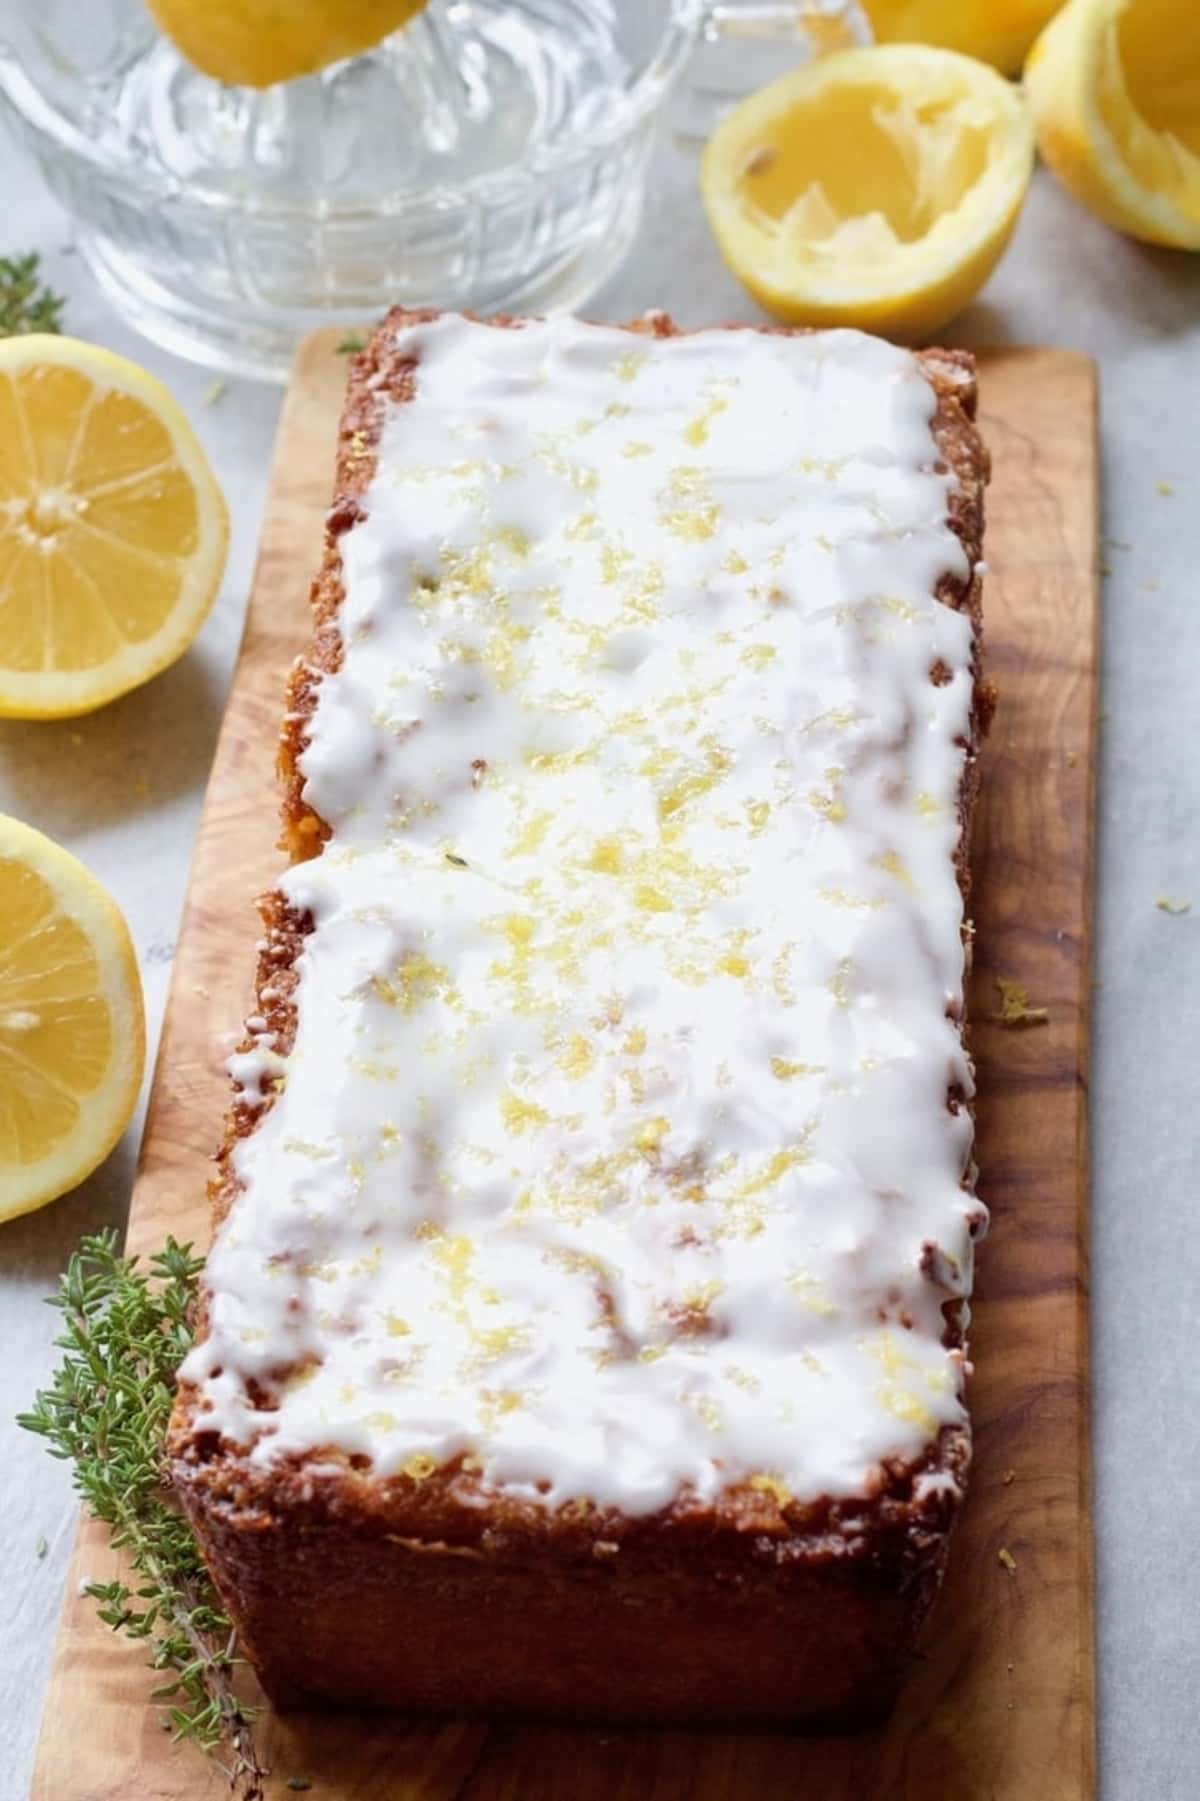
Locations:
18;1232;266;1799
0;253;65;337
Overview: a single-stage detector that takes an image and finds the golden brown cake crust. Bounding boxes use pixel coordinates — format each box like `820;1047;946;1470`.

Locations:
170;310;989;1726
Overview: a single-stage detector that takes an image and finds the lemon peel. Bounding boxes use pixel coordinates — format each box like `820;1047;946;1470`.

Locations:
146;0;427;89
701;46;1034;342
1026;0;1200;250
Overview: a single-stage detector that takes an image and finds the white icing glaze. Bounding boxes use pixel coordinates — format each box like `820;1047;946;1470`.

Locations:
183;314;982;1516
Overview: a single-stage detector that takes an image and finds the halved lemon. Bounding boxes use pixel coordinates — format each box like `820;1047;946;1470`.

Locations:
863;1;1063;77
147;0;428;89
0;815;145;1224
701;46;1035;342
0;335;228;719
1025;0;1200;249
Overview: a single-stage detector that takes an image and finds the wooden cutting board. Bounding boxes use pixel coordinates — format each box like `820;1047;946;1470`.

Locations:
31;334;1098;1801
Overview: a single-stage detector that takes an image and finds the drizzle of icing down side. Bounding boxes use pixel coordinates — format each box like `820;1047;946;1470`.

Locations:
182;314;985;1518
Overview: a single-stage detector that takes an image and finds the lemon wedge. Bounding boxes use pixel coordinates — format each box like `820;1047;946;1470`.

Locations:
147;0;428;89
1025;0;1200;249
0;815;145;1224
0;336;228;719
863;1;1063;77
701;46;1035;341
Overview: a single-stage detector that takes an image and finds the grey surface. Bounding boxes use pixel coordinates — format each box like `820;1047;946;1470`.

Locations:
1;134;1198;1801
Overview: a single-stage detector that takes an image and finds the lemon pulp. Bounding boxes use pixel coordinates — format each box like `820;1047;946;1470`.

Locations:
0;816;144;1222
737;84;995;255
0;336;228;718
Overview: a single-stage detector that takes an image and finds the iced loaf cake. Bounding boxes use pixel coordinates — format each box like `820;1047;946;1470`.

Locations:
171;309;989;1726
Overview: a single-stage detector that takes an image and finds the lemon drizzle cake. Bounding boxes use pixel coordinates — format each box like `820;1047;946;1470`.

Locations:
173;310;989;1726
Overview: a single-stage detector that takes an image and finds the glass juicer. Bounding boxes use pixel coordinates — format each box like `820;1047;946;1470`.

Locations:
0;0;869;378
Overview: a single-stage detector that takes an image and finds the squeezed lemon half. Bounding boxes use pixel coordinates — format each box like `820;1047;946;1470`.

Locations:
0;335;228;719
701;45;1035;341
147;0;428;88
864;0;1063;77
1026;0;1200;249
0;815;145;1224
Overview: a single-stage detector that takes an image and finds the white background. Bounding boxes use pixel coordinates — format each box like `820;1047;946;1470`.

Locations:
2;125;1199;1801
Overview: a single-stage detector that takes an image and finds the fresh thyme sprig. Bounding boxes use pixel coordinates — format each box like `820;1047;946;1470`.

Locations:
0;252;65;336
18;1231;266;1799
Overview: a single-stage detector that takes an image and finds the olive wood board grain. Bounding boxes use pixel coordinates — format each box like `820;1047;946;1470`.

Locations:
31;331;1098;1801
